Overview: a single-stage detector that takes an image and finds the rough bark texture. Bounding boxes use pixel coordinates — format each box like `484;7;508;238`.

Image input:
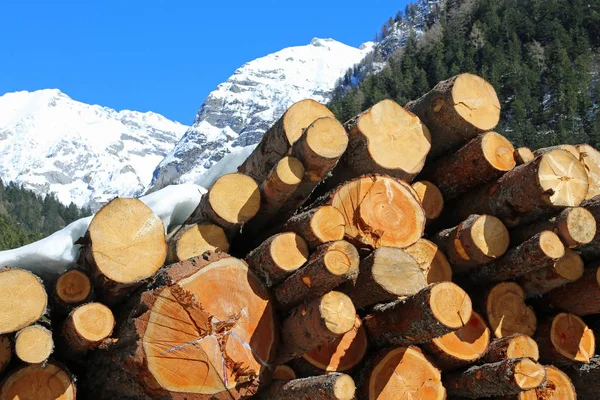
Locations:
565;355;600;400
518;249;584;298
87;252;278;400
245;232;309;288
364;282;472;347
275;291;355;364
419;132;515;201
237;99;334;183
446;149;589;228
274;240;359;310
423;311;490;371
541;265;600;315
534;144;581;158
514;147;534;165
459;231;564;287
338;246;426;309
0;335;11;376
405;73;501;159
432;214;509;273
510;207;596;248
535;313;596;366
579;196;600;260
259;373;355;400
442;358;546;399
483;335;540;363
280;206;346;249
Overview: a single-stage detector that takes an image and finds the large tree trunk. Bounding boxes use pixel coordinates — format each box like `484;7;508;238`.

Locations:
419;131;515;200
540;265;600;316
62;302;115;356
423;311;490;371
404;238;452;283
237;99;334;183
364;282;472;347
77;197;167;305
431;214;509;273
411;181;444;222
0;268;47;335
443;358;546;399
447;149;589;228
518;248;585;298
482;282;537;338
167;222;229;263
405;73;501;159
14;324;53;365
565;355;600;400
0;363;76;400
259;373;355;400
338;247;426;309
52;268;93;316
275;291;356;364
320;174;426;249
483;334;539;363
535;313;596;366
578;144;600;200
87;253;278;400
356;346;445;400
280;206;346;250
244;232;309;288
510;207;596;248
274;240;359;310
185;173;261;237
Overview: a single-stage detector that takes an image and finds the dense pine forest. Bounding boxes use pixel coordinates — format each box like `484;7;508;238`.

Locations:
0;179;90;250
330;0;600;149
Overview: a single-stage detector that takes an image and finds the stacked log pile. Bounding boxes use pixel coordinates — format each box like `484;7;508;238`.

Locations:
2;72;600;400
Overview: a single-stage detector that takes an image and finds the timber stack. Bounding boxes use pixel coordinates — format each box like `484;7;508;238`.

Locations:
2;72;600;400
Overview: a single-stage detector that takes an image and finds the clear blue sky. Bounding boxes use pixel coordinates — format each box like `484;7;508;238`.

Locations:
0;1;408;124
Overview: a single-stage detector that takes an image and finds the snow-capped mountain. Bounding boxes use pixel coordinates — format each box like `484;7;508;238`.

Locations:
149;38;374;190
0;89;188;209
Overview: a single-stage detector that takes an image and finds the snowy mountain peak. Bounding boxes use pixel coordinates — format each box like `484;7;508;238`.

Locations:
0;90;188;209
149;38;373;191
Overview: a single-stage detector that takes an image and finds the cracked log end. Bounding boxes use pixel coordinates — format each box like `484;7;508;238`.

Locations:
519;365;576;400
487;282;537;338
331;175;425;249
55;269;92;306
365;346;445;400
411;181;444;221
143;256;276;397
577;143;600;200
430;281;472;330
0;268;47;335
550;313;596;363
15;325;54;364
514;359;547;390
451;73;501;132
405;239;452;284
538;149;589;207
0;363;76;400
482;131;516;171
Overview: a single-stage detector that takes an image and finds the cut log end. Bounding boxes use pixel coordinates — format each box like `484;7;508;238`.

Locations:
333;374;356;400
0;363;76;400
88;197;167;284
283;99;335;145
555;249;585;281
311;206;346;244
274;156;305;185
404;239;452;284
451;73;501;132
514;358;546;390
538;149;589;207
559;207;596;247
515;147;535;165
507;335;540;361
470;214;510;259
271;232;310;273
430;311;490;366
320;291;356;335
430;282;472;329
272;365;296;381
0;268;47;335
302;316;367;372
482;131;516;171
74;303;114;341
55;269;91;305
323;240;360;276
209;173;261;224
305;117;348;160
15;325;53;364
411;181;444;220
487;282;537;338
169;223;229;263
550;313;596;363
539;231;566;259
578;144;600;199
520;365;576;400
332;175;425;249
366;347;445;400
